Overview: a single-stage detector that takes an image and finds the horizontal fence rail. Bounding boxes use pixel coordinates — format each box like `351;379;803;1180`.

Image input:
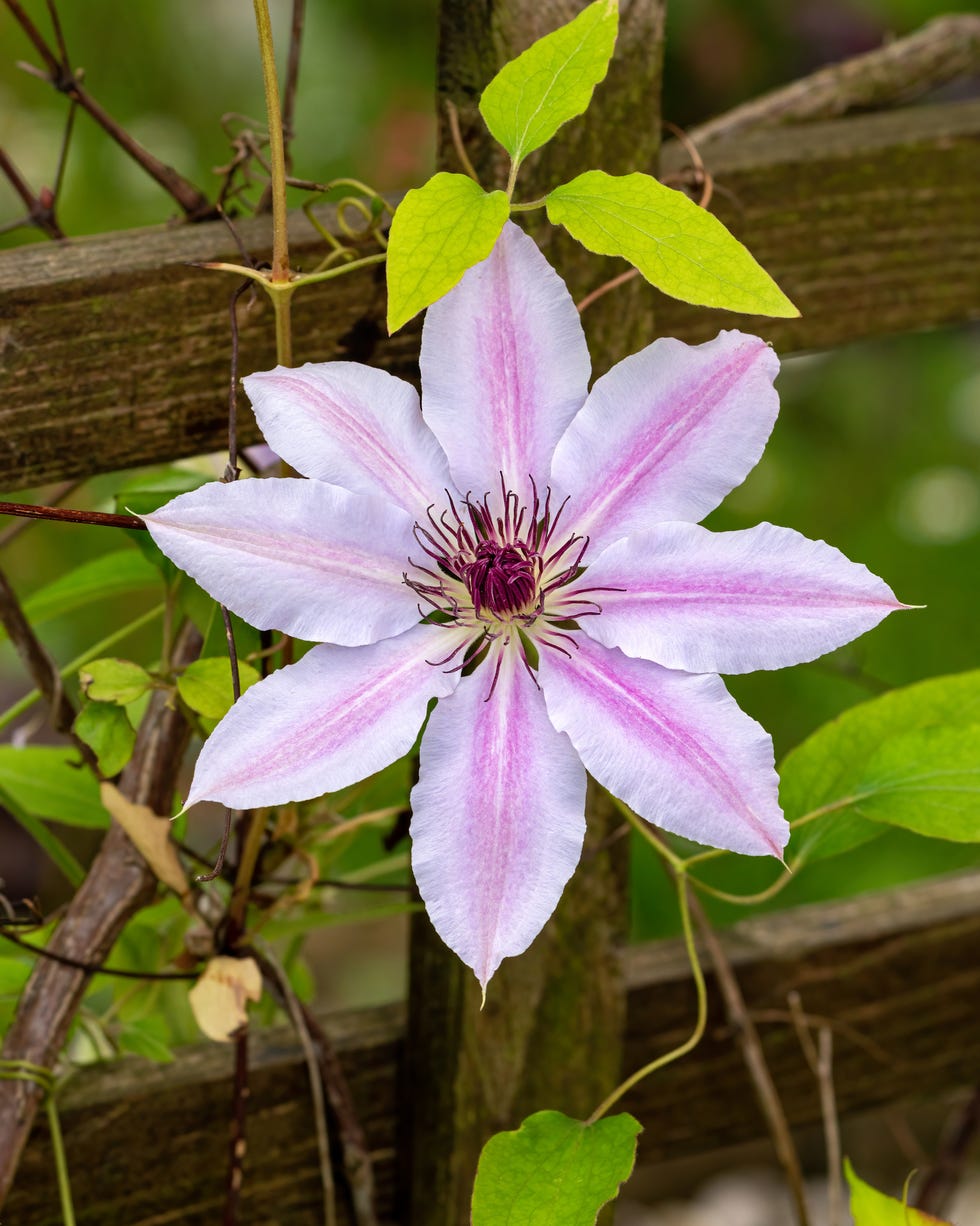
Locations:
10;871;980;1225
0;99;978;491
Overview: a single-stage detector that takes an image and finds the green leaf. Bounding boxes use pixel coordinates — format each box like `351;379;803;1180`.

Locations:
386;173;509;333
0;549;159;643
845;1159;950;1224
546;170;799;317
0;957;32;997
0;782;85;886
848;724;980;841
479;0;618;165
117;1019;175;1064
0;746;107;828
783;670;980;863
79;658;154;706
176;657;261;721
74;702;136;778
471;1110;641;1226
115;468;212;581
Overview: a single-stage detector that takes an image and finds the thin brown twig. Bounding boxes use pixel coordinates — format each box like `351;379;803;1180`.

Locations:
576;268;640;315
688;14;980;146
0;501;146;531
788;993;842;1226
0;482;80;549
260;951;337;1226
751;1006;902;1071
0;927;194;980
915;1083;980;1216
444;99;479;184
223;1029;250;1226
0;145;65;239
3;0;214;219
688;891;812;1226
43;0;69;70
282;0;307;173
51;97;76;203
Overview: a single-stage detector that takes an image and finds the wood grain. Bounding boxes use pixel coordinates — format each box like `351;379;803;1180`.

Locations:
1;100;977;491
10;871;980;1225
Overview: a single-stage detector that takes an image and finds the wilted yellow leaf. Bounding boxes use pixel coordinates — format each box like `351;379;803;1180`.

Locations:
100;781;190;900
189;956;262;1042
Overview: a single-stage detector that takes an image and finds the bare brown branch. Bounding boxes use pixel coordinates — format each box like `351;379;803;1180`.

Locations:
0;145;64;239
0;622;201;1206
689;14;980;144
3;0;214;219
688;890;812;1226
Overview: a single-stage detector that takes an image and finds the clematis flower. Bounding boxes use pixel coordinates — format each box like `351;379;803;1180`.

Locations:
144;221;903;988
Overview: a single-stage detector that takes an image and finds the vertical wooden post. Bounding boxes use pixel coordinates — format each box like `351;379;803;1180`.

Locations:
402;5;666;1223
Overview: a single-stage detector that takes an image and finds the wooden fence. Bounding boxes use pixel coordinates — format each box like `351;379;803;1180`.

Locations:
1;2;979;1223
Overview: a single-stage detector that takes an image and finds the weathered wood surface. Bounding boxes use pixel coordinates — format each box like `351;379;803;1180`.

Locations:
400;6;665;1223
10;871;980;1225
0;98;978;491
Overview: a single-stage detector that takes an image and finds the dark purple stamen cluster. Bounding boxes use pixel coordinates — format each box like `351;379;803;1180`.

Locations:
462;541;538;619
404;477;589;633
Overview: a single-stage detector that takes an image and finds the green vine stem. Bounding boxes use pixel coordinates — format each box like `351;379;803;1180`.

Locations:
252;0;290;285
0;1060;75;1225
587;856;706;1123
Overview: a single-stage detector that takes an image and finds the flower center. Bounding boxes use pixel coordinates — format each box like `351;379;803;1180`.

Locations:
404;479;600;655
462;541;539;620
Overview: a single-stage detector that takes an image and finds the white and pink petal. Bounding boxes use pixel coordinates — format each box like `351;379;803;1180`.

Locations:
143;478;418;646
410;644;587;989
185;624;457;810
582;521;905;674
538;635;787;858
420;221;591;503
243;362;452;517
552;330;780;554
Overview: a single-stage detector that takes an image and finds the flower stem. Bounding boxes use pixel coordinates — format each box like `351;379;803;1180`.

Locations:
273;287;294;367
505;157;520;202
253;0;290;285
509;196;548;213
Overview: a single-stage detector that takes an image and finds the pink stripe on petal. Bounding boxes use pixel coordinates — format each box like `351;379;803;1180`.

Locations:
583;521;905;674
186;625;457;810
410;645;586;989
552;330;780;553
539;635;787;858
243;362;452;516
421;222;590;502
144;478;418;646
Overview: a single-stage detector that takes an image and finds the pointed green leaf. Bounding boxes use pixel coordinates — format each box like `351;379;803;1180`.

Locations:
782;670;980;863
479;0;619;165
0;549;159;643
471;1110;641;1226
546;170;799;317
80;658;154;706
845;1159;951;1224
386;173;509;333
848;724;980;842
74;702;136;778
0;746;107;828
177;657;260;722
